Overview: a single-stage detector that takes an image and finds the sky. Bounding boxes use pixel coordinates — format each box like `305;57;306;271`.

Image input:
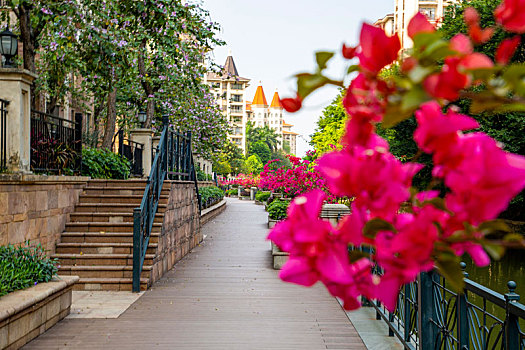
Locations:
200;0;394;157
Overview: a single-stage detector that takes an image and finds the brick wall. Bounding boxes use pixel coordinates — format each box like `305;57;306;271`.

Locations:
0;174;88;254
151;181;201;283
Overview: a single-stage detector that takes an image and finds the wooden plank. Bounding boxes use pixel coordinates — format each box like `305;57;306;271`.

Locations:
23;199;366;349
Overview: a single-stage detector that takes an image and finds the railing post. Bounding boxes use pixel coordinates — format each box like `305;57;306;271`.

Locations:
404;285;411;342
457;262;469;349
132;208;142;293
419;271;440;349
504;281;520;350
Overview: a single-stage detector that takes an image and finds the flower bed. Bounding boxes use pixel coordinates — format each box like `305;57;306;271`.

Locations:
198;186;224;209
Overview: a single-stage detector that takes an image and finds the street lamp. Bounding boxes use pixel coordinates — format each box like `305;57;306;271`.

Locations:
137;110;147;128
0;28;18;68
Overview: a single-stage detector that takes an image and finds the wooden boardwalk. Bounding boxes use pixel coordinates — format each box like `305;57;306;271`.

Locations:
24;198;366;349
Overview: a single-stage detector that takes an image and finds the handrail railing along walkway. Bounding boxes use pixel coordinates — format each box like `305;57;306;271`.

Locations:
132;117;200;292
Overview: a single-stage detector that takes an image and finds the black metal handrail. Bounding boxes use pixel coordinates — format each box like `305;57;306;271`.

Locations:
132;120;200;292
30;110;82;174
369;265;525;349
0;98;9;172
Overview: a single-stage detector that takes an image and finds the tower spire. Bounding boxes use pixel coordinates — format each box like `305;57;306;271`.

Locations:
252;83;268;106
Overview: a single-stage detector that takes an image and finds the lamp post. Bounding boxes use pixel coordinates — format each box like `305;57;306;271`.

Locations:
137;110;147;128
0;28;18;68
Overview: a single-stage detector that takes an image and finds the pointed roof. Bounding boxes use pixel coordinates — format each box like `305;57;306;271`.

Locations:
223;55;239;76
252;84;268;106
270;91;282;109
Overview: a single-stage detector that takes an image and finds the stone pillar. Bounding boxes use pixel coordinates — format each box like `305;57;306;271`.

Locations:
250;187;257;200
0;69;38;173
152;136;161;153
130;128;153;177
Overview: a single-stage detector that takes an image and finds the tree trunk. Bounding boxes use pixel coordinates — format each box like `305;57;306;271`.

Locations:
100;86;117;149
18;4;36;73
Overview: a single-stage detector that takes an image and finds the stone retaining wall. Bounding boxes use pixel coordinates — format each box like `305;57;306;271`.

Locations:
200;199;226;226
0;276;78;350
151;181;201;283
0;175;89;254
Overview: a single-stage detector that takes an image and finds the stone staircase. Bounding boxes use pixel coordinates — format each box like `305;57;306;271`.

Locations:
54;179;170;291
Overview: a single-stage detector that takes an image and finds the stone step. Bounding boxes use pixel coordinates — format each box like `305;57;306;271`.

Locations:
64;222;162;233
55;242;157;255
74;203;168;214
82;187;170;196
71;277;149;291
60;232;160;244
78;194;169;205
58;265;152;279
53;253;155;266
69;212;164;224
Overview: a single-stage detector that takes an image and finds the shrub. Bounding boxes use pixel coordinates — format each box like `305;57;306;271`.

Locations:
199;186;224;208
267;200;289;220
255;191;271;202
82;147;130;179
0;243;58;297
226;189;237;196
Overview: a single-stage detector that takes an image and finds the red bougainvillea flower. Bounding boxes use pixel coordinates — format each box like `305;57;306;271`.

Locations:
280;95;302;113
357;23;401;75
401;57;418;72
423;57;470;100
496;36;521;64
464;7;494;43
495;0;525;33
449;34;494;70
407;12;436;39
342;43;357;59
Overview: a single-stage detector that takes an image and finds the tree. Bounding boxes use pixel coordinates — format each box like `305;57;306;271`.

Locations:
246;121;280;152
249;141;271;165
310;92;346;158
245;155;263;174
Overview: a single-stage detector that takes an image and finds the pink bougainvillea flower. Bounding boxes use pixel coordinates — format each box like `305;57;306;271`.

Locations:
423;58;470;101
464;7;494;43
450;34;473;55
336;203;370;246
342;43;358;59
459;52;494;70
357;23;401;75
280;95;302;112
401;57;418;72
496;36;521;64
407;12;436;39
414;101;479;154
495;0;525;33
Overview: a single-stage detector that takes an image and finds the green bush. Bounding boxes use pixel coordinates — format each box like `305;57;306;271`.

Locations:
199;186;224;208
196;169;213;182
267;200;290;220
82;147;131;179
226;188;237;196
0;243;58;297
255;191;271;202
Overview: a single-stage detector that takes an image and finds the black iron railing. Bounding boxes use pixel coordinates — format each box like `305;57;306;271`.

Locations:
0;98;9;172
132;119;200;292
369;264;525;349
112;129;144;177
30;110;82;174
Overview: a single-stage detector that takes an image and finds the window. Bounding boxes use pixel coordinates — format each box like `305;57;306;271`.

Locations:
231;105;242;113
212;82;220;89
419;7;436;20
231;94;242;102
232;83;243;90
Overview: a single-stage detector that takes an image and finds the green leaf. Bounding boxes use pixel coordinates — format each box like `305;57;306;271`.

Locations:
502;64;525;96
315;51;334;71
435;252;465;292
422;197;452;214
408;66;433;84
382;103;414;128
347;65;360;74
363;218;396;239
412;31;444;49
478;220;511;236
296;73;329;99
503;233;524;242
482;241;505;260
401;88;430;112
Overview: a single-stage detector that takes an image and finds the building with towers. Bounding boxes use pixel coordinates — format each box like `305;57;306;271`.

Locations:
206;53;298;155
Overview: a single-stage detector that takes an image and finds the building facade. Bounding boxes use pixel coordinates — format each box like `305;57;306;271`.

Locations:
205;54;250;152
389;0;459;50
247;84;299;155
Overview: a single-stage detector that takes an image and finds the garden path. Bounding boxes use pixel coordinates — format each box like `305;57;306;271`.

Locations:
23;198;366;349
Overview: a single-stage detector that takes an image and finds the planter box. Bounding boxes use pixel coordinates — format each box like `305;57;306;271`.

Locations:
0;275;78;350
272;242;289;270
268;218;279;228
